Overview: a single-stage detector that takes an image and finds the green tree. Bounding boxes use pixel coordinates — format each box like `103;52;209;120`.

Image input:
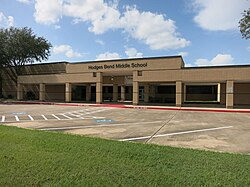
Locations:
239;8;250;39
0;27;52;84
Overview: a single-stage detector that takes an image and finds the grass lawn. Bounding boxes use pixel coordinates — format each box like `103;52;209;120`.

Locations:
0;125;249;186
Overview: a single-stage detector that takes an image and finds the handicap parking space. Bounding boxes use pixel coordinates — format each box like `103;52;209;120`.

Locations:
1;104;250;154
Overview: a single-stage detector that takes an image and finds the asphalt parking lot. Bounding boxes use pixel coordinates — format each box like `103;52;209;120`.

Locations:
1;104;250;154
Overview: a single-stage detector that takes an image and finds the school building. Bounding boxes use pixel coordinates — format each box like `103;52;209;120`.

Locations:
2;56;250;108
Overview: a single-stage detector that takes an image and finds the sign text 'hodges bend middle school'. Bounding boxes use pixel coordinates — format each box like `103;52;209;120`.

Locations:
88;62;148;70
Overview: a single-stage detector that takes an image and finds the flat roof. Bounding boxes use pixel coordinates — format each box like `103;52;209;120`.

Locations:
29;55;183;66
70;55;184;64
23;55;249;69
184;64;250;69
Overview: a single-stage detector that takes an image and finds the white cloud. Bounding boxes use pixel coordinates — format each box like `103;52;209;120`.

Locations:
247;46;250;52
195;54;234;66
7;16;14;27
53;44;82;58
95;40;105;45
34;0;63;25
63;0;120;34
17;0;32;4
120;7;190;50
125;47;143;58
96;52;121;60
0;12;14;27
33;1;190;50
178;52;188;57
192;0;250;31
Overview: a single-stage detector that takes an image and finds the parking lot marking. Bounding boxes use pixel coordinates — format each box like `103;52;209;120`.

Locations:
67;112;85;119
68;108;112;116
52;114;61;120
0;114;105;123
120;126;234;142
41;115;48;120
39;121;163;131
28;115;34;121
15;115;20;122
72;112;82;116
61;114;72;120
1;116;5;122
67;112;78;117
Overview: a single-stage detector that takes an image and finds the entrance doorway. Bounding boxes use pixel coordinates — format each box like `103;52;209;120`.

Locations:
139;87;144;101
72;85;86;101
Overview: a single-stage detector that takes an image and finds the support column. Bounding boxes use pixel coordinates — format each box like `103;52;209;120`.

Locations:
133;71;139;105
217;83;221;102
176;81;182;107
96;72;103;104
133;81;139;105
226;80;234;109
86;84;91;101
121;85;125;101
17;83;23;100
65;83;72;102
39;83;45;101
113;84;118;102
144;84;149;103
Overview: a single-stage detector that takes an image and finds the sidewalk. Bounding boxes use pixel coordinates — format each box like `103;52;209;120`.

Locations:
2;100;250;113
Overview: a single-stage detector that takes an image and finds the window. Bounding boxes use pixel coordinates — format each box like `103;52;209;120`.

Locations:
138;71;142;76
157;86;176;94
186;85;217;94
93;72;97;77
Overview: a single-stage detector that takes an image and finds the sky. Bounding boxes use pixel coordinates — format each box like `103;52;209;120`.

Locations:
0;0;249;67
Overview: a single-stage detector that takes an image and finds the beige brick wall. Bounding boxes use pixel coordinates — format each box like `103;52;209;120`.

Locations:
234;83;250;105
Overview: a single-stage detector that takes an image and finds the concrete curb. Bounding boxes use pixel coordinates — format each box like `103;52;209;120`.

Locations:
2;101;250;113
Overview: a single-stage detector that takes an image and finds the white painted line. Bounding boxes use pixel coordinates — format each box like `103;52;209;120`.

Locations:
28;115;34;121
120;126;233;141
0;116;106;123
87;109;109;114
61;114;72;120
52;114;61;120
39;121;163;131
67;112;79;117
15;115;20;122
41;115;48;120
155;126;233;138
1;116;5;122
72;112;83;116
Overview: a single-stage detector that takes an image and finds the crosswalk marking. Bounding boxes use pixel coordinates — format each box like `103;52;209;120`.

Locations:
15;115;19;121
28;115;34;121
41;115;48;120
